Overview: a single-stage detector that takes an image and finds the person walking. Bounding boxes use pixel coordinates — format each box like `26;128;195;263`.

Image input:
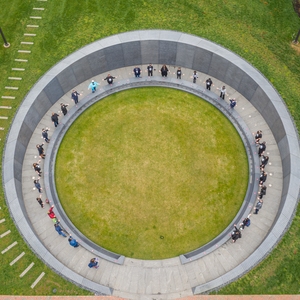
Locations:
41;128;50;143
68;235;79;247
261;155;269;168
34;179;42;193
258;185;267;199
71;90;81;104
133;66;141;78
160;65;169;77
103;74;115;85
51;112;60;127
88;257;99;268
36;143;45;159
54;223;67;237
147;64;154;76
60;103;69;116
206;78;213;90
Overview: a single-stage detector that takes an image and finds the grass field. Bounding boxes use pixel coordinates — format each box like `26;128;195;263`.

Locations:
0;0;299;295
56;88;248;259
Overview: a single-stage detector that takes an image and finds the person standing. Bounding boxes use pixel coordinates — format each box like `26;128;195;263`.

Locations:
36;195;44;208
51;112;60;127
47;205;58;223
177;67;182;79
259;171;267;186
60;103;69;116
258;141;266;157
219;86;226;100
41;128;50;143
88;257;99;269
231;224;242;243
54;223;67;237
68;235;79;247
254;130;263;144
104;74;115;85
147;64;154;76
206;78;213;90
254;199;263;214
33;160;42;177
71;90;81;104
133;66;141;78
229;98;237;109
160;65;169;77
34;179;42;193
261;155;269;168
88;80;99;93
192;71;198;83
258;185;267;199
36;143;45;159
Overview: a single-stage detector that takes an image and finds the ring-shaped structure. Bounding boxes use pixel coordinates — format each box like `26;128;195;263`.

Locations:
3;30;300;295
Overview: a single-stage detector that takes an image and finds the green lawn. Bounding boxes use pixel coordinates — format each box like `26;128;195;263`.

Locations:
0;0;299;295
56;88;248;259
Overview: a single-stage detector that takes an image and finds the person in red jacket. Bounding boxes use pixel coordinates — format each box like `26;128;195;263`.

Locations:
47;205;57;223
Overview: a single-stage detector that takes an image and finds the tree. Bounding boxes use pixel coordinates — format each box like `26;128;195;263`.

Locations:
292;0;300;43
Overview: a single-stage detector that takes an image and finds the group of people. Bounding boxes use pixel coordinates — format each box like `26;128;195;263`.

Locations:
254;130;269;215
231;214;251;243
231;130;270;243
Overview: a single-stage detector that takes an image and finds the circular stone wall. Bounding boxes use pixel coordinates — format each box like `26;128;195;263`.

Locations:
3;30;300;295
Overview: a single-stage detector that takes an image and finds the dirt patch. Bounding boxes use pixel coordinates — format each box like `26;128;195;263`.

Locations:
291;42;300;55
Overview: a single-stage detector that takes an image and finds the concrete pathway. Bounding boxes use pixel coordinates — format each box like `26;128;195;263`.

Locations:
21;65;282;299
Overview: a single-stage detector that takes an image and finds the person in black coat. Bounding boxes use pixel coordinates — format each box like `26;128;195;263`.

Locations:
206;78;213;90
133;67;141;78
255;130;262;144
104;74;115;85
42;128;50;143
36;143;45;159
71;90;81;104
231;224;242;243
51;112;60;127
177;67;182;79
258;141;266;157
259;171;267;186
147;64;154;76
258;185;267;199
60;103;69;116
160;65;169;77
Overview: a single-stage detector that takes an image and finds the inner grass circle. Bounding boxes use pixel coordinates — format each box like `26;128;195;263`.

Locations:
55;87;248;260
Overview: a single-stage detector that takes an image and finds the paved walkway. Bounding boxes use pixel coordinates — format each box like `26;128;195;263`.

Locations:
21;66;282;299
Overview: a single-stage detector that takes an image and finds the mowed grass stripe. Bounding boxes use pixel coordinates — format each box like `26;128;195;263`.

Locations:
56;88;248;259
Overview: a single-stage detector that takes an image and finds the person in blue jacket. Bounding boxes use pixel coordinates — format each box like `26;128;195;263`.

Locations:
54;223;67;237
68;235;79;247
88;80;99;93
88;257;99;269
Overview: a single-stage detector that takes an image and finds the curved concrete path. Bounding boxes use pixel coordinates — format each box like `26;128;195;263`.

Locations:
22;66;282;299
4;30;299;299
